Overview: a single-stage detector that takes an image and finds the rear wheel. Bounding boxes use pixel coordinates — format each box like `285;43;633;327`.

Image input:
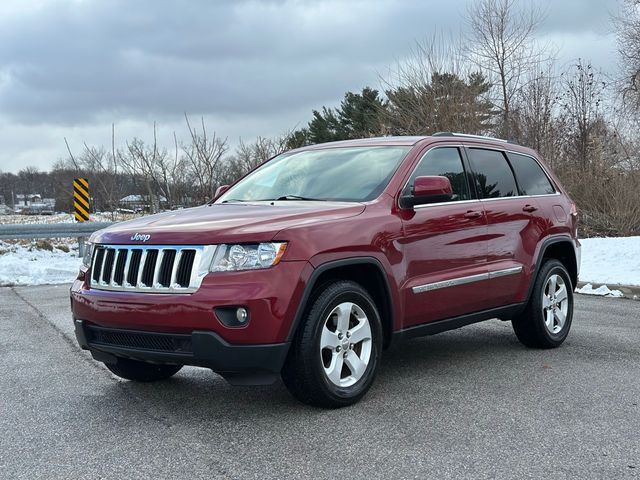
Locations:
282;280;382;408
104;357;182;382
512;259;574;348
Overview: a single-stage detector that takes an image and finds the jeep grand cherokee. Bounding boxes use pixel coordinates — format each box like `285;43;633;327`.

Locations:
71;133;580;408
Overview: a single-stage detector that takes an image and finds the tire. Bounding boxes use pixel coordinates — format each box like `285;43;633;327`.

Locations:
282;280;383;408
512;259;574;348
104;357;182;382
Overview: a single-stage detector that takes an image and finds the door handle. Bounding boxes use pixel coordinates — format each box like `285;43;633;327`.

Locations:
523;204;538;213
464;210;483;219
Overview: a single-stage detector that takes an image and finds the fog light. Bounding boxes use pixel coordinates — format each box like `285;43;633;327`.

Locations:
214;306;250;327
236;307;248;323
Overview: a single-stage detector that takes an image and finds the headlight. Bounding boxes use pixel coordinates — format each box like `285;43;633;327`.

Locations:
210;242;287;272
82;242;94;268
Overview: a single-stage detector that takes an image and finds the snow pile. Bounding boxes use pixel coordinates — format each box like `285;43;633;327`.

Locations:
0;241;81;286
575;283;624;297
578;236;640;287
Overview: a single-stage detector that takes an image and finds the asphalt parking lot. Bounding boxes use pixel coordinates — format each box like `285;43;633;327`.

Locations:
0;285;638;479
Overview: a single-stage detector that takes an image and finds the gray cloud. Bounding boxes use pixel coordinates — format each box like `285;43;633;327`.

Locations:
0;0;621;172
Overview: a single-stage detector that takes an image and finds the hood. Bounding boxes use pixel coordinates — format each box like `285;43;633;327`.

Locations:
91;201;365;245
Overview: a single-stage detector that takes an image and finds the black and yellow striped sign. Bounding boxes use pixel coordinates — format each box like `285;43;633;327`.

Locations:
73;178;90;222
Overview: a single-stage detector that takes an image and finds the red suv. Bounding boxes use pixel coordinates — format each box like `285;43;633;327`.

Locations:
71;133;580;407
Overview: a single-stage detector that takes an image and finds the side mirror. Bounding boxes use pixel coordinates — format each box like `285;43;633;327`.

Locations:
214;185;230;200
401;176;453;208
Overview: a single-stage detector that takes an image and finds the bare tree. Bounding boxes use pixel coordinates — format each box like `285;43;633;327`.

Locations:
16;166;41;204
222;134;291;184
512;62;564;167
559;60;607;170
615;0;640;109
465;0;547;136
118;123;171;213
182;114;229;203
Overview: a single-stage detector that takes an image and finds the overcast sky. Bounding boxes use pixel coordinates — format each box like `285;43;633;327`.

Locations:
0;0;620;173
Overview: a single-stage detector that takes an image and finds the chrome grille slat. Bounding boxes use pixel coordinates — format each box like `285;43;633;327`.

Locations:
121;249;133;287
89;244;216;294
170;250;183;287
137;250;149;288
152;249;165;287
109;249;119;286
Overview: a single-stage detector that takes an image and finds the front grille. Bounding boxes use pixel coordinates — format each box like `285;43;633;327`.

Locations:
89;244;216;293
86;325;192;353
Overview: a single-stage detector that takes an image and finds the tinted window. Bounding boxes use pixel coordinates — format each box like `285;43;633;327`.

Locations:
507;152;555;195
405;147;470;201
217;146;410;203
468;149;518;198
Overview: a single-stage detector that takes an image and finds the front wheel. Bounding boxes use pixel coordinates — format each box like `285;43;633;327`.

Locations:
282;280;383;408
512;259;574;348
104;357;183;382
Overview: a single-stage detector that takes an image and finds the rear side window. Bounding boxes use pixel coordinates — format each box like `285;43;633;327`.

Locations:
405;147;471;201
468;148;518;198
507;152;555;195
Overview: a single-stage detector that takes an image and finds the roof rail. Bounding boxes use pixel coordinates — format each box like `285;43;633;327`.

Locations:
431;132;513;144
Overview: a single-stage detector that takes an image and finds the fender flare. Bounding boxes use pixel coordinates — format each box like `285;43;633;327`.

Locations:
285;256;396;343
523;234;578;305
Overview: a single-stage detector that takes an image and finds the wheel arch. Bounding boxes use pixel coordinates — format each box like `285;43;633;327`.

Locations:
287;257;396;349
526;235;578;304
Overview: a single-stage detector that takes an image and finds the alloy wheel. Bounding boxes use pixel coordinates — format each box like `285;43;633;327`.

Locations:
320;302;372;387
542;273;569;335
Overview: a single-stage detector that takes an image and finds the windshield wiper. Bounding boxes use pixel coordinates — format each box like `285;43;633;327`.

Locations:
273;195;324;201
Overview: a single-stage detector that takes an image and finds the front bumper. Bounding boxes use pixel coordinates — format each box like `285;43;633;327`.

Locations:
75;320;290;384
70;260;311;345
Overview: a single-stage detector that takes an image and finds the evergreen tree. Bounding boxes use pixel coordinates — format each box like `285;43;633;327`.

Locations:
338;87;386;138
385;71;494;135
307;107;345;143
295;87;387;145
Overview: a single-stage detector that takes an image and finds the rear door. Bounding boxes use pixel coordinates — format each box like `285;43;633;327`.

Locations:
399;146;488;327
465;147;541;308
506;150;558;232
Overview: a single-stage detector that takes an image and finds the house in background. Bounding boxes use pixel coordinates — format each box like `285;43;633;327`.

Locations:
13;194;55;215
119;194;168;212
16;193;42;206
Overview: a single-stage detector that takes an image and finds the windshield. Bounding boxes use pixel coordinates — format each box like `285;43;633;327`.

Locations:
217;146;411;203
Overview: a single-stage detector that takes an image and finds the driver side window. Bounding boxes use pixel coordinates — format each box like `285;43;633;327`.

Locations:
404;147;471;201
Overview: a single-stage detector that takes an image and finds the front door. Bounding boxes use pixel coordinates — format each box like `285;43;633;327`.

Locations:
399;146;488;327
466;147;541;308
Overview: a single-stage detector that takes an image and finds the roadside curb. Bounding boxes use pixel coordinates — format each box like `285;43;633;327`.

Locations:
576;281;640;299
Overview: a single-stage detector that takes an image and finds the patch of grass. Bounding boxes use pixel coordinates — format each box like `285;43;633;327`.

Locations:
56;244;70;253
35;239;54;251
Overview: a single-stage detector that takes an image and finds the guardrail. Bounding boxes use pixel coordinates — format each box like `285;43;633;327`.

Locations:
0;222;114;256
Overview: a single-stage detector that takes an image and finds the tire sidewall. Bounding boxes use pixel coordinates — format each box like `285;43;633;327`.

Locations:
309;285;382;402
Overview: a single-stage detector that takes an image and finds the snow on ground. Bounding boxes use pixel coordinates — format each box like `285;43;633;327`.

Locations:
576;283;624;298
0;240;82;286
0;212;140;225
578;236;640;287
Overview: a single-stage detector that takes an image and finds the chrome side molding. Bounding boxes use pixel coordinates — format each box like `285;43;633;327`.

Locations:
412;266;523;294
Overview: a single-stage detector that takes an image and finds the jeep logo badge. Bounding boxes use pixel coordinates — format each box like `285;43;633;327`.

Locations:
131;233;151;242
